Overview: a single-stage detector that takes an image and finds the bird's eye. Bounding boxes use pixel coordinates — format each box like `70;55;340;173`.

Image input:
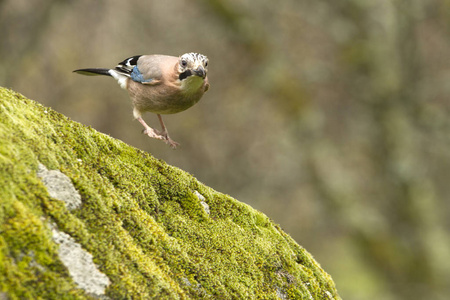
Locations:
204;60;208;67
181;60;188;67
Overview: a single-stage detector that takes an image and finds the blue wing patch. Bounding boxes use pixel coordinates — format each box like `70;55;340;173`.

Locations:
130;66;153;83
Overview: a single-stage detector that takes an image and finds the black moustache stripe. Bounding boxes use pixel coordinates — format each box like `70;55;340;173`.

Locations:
179;70;192;81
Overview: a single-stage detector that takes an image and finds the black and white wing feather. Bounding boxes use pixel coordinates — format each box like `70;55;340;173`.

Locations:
114;55;142;76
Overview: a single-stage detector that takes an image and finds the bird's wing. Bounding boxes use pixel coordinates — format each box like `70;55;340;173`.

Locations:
114;55;174;84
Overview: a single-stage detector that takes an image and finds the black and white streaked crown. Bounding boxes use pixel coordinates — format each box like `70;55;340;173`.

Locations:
180;53;208;67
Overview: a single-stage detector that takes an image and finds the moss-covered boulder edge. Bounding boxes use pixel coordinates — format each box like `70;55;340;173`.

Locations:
0;87;340;300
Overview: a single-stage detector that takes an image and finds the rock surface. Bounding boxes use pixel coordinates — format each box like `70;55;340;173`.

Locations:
0;87;341;299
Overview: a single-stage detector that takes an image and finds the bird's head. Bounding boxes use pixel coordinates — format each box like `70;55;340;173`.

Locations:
178;53;208;80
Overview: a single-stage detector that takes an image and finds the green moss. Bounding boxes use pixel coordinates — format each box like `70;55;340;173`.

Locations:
0;87;341;299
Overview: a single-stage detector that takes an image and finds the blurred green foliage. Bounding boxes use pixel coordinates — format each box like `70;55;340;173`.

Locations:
1;0;449;299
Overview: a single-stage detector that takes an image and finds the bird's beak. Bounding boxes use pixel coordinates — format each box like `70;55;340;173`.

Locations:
193;66;206;79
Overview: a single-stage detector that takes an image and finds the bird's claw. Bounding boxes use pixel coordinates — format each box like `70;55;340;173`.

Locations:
142;128;165;140
159;131;180;149
142;128;179;149
164;138;180;149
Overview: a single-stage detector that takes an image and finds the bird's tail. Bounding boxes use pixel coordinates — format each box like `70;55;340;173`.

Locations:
73;68;112;76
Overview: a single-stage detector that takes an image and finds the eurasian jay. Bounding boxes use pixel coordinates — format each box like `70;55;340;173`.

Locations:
73;52;210;148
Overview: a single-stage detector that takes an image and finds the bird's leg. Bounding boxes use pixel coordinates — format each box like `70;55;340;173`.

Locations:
157;114;180;149
137;117;165;141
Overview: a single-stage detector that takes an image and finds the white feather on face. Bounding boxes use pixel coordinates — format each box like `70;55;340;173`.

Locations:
177;53;209;94
178;52;209;75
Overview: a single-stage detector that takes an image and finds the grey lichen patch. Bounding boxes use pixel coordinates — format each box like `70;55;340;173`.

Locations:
194;190;210;215
51;225;110;297
181;277;207;297
276;287;288;300
37;163;82;210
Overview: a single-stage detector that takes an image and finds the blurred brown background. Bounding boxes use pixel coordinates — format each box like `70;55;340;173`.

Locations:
2;0;450;299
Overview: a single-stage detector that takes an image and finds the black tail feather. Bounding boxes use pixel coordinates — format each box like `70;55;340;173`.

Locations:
73;68;112;76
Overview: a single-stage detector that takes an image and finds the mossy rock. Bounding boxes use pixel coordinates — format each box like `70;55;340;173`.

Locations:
0;87;341;299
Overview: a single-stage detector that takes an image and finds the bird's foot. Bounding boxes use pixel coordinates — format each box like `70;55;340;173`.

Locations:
158;130;180;149
164;137;180;149
142;127;165;140
142;128;179;149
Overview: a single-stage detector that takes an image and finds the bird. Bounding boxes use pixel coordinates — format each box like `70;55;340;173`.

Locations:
73;52;210;148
